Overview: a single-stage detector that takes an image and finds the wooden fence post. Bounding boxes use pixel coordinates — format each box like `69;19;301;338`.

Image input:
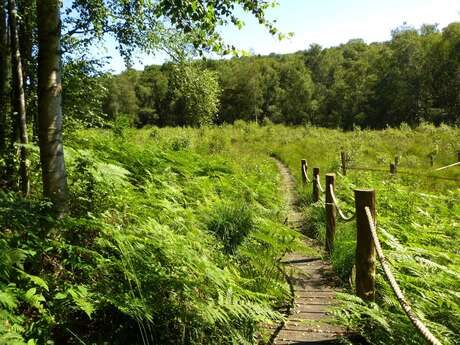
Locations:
430;154;434;167
301;159;307;185
325;174;336;254
312;167;320;203
390;162;397;175
354;189;376;301
341;151;347;176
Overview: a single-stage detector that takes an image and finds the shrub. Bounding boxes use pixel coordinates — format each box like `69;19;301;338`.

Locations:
207;202;253;254
170;136;191;151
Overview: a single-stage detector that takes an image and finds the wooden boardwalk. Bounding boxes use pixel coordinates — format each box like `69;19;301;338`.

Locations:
273;160;351;345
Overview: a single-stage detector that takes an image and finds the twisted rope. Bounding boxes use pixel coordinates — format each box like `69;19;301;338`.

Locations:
302;165;311;183
348;166;460;182
364;207;443;345
329;185;355;222
315;174;324;193
435;161;460;171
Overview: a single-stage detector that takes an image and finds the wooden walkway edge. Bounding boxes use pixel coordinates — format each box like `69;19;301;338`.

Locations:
273;159;354;345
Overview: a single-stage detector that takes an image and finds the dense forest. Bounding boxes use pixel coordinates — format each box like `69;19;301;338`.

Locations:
102;22;460;129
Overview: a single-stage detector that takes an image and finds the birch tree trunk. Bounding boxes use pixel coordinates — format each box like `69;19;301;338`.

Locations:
17;0;32;84
17;0;36;142
8;0;29;196
37;0;68;214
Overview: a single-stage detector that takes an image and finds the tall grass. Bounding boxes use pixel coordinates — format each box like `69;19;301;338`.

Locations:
253;122;459;345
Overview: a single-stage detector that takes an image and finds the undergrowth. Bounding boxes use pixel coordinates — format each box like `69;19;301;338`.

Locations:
1;126;304;344
1;122;459;344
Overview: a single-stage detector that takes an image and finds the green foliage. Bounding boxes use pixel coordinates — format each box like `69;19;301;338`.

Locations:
111;114;134;138
2;123;459;344
0;223;49;345
101;22;460;128
0;125;307;344
135;66;169;126
62;59;108;131
103;71;140;123
62;0;281;61
103;63;221;127
169;63;221;126
266;124;460;344
207;202;253;254
169;135;191;151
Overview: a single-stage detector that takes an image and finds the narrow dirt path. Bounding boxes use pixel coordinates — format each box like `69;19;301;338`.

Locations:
273;159;351;345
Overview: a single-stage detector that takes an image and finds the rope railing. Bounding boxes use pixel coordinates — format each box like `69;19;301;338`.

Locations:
315;174;325;193
299;158;446;344
302;164;311;183
329;184;355;222
435;161;460;171
364;207;442;345
343;149;460;175
348;166;460;182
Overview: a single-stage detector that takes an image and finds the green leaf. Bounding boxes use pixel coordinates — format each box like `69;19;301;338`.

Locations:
21;272;49;292
24;288;45;310
68;286;95;318
54;292;67;300
0;289;18;309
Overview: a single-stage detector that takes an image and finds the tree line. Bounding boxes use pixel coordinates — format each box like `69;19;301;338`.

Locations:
103;22;460;129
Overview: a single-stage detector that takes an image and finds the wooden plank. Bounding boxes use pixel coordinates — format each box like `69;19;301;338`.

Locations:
271;159;351;345
276;329;345;342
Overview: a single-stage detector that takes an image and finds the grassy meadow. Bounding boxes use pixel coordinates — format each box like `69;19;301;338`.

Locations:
1;122;459;344
261;123;460;345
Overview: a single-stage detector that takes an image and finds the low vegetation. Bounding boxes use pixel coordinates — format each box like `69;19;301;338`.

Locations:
1;125;309;344
1;122;459;344
265;123;460;345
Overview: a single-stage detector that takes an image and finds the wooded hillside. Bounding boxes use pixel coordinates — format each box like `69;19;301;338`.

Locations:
103;22;460;129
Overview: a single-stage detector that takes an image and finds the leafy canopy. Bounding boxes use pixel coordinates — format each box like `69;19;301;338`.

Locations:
63;0;281;62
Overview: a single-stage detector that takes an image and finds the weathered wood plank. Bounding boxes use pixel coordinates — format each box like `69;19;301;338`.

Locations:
272;160;350;345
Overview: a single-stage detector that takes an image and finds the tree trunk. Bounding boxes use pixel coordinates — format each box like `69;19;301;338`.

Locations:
18;0;36;142
37;0;68;214
8;0;29;196
17;0;32;84
0;0;7;154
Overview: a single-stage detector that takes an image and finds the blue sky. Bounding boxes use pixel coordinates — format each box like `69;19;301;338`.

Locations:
80;0;460;72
